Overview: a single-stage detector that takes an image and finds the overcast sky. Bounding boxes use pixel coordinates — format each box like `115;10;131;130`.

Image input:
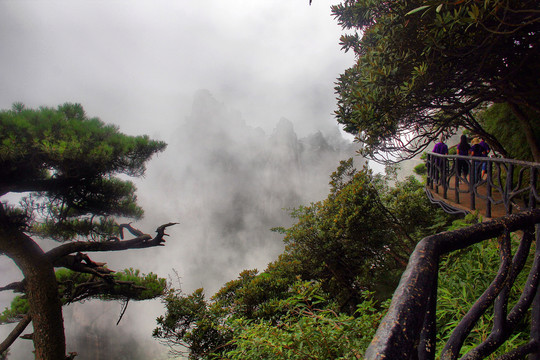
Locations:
0;0;354;138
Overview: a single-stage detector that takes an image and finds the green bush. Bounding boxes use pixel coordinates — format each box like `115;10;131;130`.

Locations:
413;163;427;175
225;281;387;360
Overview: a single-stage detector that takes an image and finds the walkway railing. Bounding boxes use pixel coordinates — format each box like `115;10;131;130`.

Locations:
426;153;540;218
365;210;540;360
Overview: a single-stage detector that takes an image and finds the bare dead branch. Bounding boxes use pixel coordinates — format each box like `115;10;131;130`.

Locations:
46;222;178;263
116;299;129;326
117;223;144;239
53;252;115;280
0;281;24;293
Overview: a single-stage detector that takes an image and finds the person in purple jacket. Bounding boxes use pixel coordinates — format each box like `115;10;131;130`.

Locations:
479;138;491;178
470;137;486;183
432;136;448;183
433;136;449;156
479;138;490;155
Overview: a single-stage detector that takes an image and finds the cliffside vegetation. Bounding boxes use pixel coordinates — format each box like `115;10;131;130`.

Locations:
154;160;462;358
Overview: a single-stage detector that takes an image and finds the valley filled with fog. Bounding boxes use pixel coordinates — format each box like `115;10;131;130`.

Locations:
0;91;362;359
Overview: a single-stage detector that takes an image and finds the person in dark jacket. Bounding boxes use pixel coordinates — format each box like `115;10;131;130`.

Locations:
470;137;486;183
456;134;471;179
432;136;448;184
479;138;491;178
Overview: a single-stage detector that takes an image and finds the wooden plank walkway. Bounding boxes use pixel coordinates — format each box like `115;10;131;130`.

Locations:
427;177;523;220
425;153;539;220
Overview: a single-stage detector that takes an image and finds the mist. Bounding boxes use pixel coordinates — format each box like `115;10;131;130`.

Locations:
0;1;363;358
0;91;362;359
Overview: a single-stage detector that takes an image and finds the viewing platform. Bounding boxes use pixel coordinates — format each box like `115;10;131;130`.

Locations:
425;153;540;219
365;153;540;359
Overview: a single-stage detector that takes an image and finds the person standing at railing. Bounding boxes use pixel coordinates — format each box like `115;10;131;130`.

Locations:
457;134;471;180
479;138;491;178
471;137;487;183
433;136;449;184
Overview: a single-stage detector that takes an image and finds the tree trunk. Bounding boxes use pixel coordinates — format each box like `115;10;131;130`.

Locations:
25;261;66;359
509;103;540;162
0;230;66;360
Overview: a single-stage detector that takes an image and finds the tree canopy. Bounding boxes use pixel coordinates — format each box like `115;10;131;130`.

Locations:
332;0;540;162
0;103;175;359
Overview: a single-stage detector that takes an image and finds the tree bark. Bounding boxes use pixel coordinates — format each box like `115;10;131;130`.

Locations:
0;230;66;360
0;222;176;359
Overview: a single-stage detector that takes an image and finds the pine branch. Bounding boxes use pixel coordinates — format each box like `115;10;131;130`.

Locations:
46;223;178;262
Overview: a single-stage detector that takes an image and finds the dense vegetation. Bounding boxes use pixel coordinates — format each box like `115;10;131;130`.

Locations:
332;0;540;162
154;160;463;358
155;157;536;359
476;103;540;162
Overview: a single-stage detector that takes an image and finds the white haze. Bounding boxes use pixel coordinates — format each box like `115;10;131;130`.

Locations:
0;1;363;358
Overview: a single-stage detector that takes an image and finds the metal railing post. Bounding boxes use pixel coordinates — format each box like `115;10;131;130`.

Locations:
471;159;476;211
529;225;540;360
530;167;537;211
455;158;460;204
427;153;433;189
506;164;515;215
486;161;492;218
443;157;448;199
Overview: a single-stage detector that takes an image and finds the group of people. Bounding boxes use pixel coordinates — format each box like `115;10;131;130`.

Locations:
432;134;490;184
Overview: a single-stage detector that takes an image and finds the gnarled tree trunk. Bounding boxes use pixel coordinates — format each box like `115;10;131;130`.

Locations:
1;230;66;360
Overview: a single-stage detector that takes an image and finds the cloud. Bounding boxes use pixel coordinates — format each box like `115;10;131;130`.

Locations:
0;1;353;138
0;1;358;357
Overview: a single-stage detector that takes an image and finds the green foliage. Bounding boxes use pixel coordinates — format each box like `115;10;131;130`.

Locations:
413;162;427;175
378;175;451;240
156;159;457;358
436;236;532;358
55;268;167;303
113;268;167;300
0;269;167;324
0;103;165;177
477;103;539;161
155;279;388;360
212;267;295;321
0;103;167;241
0;296;29;324
445;211;480;232
225;282;385;360
32;215;119;242
154;288;233;359
277;159;454;306
332;0;540;161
